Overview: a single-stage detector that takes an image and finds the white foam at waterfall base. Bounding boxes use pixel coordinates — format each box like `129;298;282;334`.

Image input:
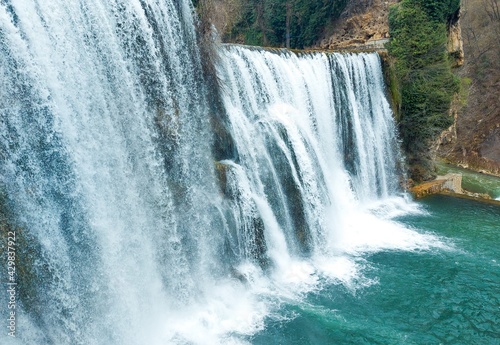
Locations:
157;202;447;345
331;201;446;254
203;45;452;342
157;281;268;345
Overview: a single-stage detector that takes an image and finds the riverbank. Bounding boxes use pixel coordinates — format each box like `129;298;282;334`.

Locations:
410;162;500;204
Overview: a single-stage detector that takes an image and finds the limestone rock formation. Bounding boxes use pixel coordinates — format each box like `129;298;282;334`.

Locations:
447;11;465;67
436;173;463;194
319;0;398;50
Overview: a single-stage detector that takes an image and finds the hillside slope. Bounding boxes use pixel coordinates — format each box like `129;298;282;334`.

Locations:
436;0;500;175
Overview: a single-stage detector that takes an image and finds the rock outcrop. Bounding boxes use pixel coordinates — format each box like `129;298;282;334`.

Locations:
411;173;462;198
437;173;463;194
447;10;465;67
319;0;398;50
410;179;449;198
410;172;496;202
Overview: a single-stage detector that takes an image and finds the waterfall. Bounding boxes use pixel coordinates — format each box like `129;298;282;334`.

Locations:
1;2;435;344
1;1;227;344
216;46;404;260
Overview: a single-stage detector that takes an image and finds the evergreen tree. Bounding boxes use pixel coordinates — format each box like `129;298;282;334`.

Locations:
387;0;461;181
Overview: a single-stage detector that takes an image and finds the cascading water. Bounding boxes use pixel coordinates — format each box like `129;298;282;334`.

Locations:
1;1;230;344
216;46;414;260
1;1;443;344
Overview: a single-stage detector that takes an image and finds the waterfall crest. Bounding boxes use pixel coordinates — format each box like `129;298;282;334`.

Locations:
216;46;404;262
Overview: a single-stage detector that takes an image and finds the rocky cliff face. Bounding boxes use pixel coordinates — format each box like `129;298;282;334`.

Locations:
319;0;398;50
436;0;500;176
447;11;465;67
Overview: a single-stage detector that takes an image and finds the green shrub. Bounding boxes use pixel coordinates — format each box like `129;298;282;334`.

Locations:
387;0;460;181
411;0;460;22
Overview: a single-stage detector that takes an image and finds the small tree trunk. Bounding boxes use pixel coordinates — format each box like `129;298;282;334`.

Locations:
286;1;291;48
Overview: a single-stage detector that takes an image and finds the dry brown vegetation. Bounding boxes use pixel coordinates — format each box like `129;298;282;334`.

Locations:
436;0;500;175
194;0;243;39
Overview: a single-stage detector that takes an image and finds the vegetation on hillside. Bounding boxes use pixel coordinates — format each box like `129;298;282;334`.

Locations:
387;0;461;181
194;0;348;49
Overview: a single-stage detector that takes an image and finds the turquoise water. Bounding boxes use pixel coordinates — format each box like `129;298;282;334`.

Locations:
252;196;500;344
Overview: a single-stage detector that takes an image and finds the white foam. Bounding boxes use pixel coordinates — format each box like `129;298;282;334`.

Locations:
157;280;267;345
333;206;445;254
144;196;445;345
313;256;370;288
363;195;427;219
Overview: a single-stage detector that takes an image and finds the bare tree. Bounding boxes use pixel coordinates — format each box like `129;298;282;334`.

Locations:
485;0;499;21
286;1;291;48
